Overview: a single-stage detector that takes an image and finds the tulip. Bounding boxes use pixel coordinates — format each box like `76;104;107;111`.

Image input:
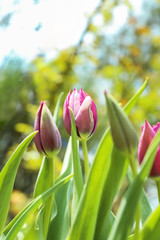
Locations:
138;120;160;177
34;101;61;158
63;88;97;140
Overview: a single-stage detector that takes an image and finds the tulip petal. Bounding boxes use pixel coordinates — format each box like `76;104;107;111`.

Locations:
138;120;155;164
75;96;94;139
63;90;72;135
69;89;81;117
80;87;88;101
40;103;62;157
150;146;160;176
153;122;160;134
91;100;97;135
34;101;45;153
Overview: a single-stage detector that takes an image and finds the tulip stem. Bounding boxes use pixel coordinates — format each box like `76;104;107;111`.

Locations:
81;140;90;179
43;157;54;240
134;203;141;240
129;153;137;178
156;181;160;203
129;153;140;240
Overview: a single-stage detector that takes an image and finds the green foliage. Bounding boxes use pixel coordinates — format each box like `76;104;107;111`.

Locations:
0;131;37;235
108;130;160;240
1;81;160;240
0;0;160;239
0;174;73;240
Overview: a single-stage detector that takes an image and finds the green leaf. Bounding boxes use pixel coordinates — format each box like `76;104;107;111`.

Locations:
0;174;73;240
53;92;64;126
47;138;73;240
33;156;55;239
127;170;152;225
67;128;113;240
69;108;83;221
128;204;160;240
94;147;128;240
108;130;160;240
94;80;148;240
141;189;152;225
124;79;147;115
0;131;37;235
34;156;54;198
139;204;160;240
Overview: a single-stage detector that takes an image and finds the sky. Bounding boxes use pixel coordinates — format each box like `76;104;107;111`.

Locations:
0;0;143;63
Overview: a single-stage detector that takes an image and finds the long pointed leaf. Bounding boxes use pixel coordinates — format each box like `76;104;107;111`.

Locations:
108;130;160;240
124;79;147;114
94;80;148;240
127;170;152;225
0;131;37;235
67;128;113;240
140;204;160;240
0;174;73;240
128;204;160;240
94;147;128;240
53;92;64;126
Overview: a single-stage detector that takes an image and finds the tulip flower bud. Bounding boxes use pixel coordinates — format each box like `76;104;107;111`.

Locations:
34;101;61;158
138;120;160;177
63;88;97;140
104;91;137;153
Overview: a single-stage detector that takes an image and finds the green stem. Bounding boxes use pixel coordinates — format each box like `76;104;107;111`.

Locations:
129;153;137;178
156;181;160;203
43;157;54;240
134;203;141;240
129;153;140;240
81;140;90;179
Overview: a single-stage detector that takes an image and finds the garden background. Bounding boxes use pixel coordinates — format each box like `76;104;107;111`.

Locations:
0;0;160;223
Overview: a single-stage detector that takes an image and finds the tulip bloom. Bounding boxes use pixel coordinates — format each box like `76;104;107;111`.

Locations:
138;120;160;177
34;101;61;158
63;88;97;140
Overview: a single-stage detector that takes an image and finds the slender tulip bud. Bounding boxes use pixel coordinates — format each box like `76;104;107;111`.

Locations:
138;120;160;177
34;101;61;158
63;88;97;140
104;91;137;153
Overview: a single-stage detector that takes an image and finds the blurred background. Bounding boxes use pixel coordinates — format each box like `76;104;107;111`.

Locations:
0;0;160;222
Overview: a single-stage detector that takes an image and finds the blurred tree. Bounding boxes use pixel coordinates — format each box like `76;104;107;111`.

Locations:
0;57;34;164
71;0;160;130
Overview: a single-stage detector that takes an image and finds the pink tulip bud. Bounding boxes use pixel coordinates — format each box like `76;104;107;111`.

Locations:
138;120;160;177
34;101;61;158
63;88;97;140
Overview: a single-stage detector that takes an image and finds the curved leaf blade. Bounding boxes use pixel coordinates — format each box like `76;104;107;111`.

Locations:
67;129;113;240
0;131;37;235
108;130;160;240
1;174;73;240
94;80;148;240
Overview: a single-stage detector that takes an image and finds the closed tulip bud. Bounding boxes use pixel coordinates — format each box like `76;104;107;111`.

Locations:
104;91;137;153
34;101;61;158
138;120;160;177
63;88;97;140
